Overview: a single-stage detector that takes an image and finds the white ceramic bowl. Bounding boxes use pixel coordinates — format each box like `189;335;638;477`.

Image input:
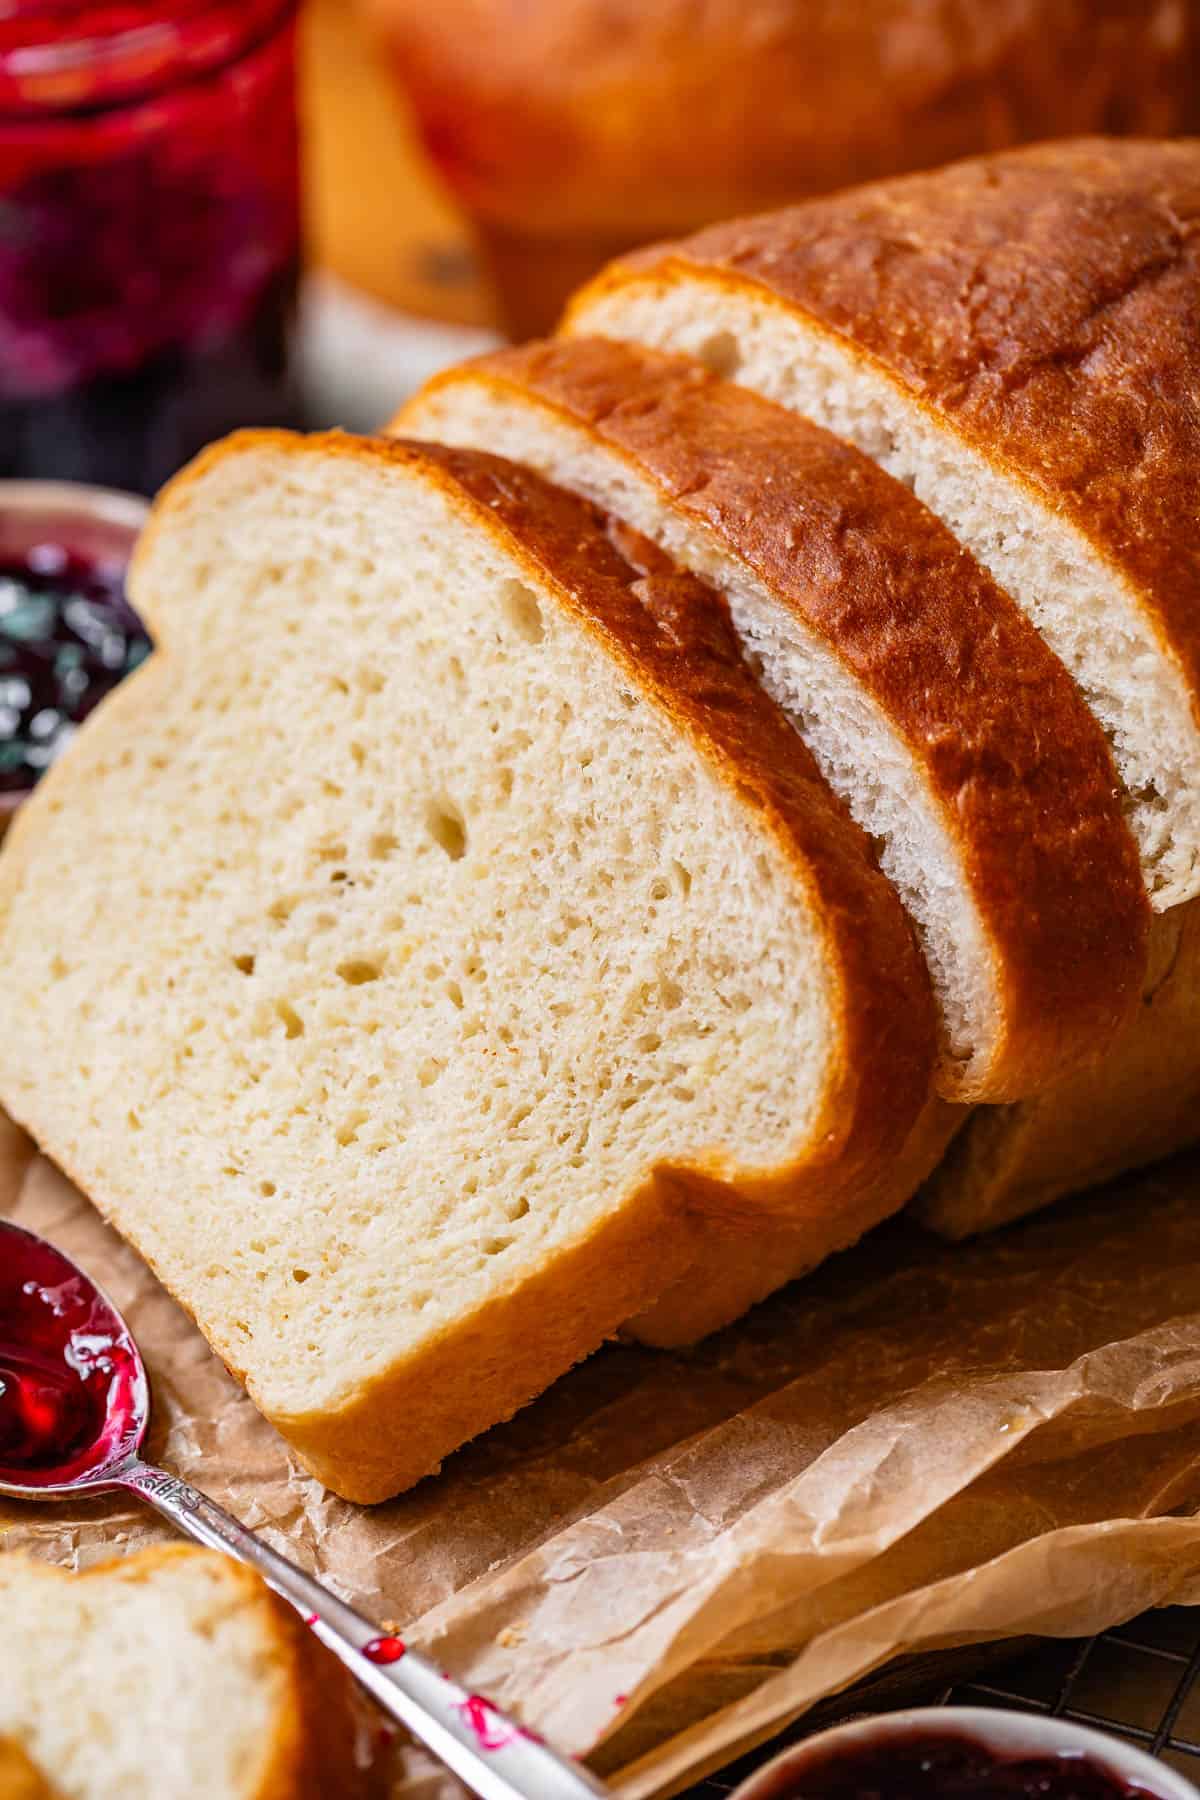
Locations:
729;1706;1200;1800
0;479;149;825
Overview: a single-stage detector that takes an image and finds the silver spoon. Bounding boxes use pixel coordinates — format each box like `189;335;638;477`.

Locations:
0;1219;609;1800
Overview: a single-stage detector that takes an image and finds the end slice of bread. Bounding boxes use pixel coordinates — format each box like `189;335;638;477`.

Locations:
396;336;1148;1105
564;137;1200;912
0;1548;360;1800
0;431;933;1498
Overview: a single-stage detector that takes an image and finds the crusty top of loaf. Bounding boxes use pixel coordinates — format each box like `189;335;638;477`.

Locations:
131;428;934;1197
364;4;1196;236
573;137;1200;711
414;339;1149;1099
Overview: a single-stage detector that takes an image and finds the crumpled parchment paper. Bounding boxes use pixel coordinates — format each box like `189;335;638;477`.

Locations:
3;1108;1200;1798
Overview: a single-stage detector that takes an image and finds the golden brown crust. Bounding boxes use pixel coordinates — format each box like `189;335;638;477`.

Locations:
366;4;1197;332
574;137;1200;718
365;1;1197;239
0;1740;61;1800
408;339;1149;1100
0;1547;363;1800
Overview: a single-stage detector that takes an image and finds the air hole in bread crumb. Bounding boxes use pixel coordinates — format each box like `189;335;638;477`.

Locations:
506;1196;530;1221
275;999;304;1038
260;1181;276;1197
292;1268;311;1283
417;1057;443;1087
359;666;384;694
697;330;742;378
233;954;256;975
673;862;693;897
635;1032;662;1054
350;742;366;767
426;799;467;860
337;958;381;986
336;1111;368;1146
370;833;399;860
650;878;670;901
482;1236;512;1257
127;1110;141;1131
500;579;545;644
445;979;464;1009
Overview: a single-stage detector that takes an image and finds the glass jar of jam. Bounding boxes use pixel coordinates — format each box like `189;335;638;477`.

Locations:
0;1;303;494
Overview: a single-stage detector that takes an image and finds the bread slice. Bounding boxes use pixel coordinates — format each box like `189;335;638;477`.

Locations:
919;899;1200;1239
0;1547;360;1800
397;336;1148;1104
0;431;933;1500
564;137;1200;911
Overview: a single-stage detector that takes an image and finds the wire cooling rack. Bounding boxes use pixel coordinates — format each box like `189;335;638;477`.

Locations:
689;1610;1200;1797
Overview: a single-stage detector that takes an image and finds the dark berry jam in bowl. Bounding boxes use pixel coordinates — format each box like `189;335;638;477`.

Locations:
0;478;149;823
726;1710;1198;1800
0;0;302;493
0;1221;148;1491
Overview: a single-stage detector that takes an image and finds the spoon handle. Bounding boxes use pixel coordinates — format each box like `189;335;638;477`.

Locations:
116;1457;608;1800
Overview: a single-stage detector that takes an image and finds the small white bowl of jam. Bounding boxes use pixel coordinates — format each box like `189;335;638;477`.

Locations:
729;1707;1199;1800
0;480;150;828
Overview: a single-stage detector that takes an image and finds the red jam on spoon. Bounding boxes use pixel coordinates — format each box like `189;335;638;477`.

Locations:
0;1223;144;1487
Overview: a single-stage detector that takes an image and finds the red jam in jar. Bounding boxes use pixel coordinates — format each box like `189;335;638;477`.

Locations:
0;0;302;493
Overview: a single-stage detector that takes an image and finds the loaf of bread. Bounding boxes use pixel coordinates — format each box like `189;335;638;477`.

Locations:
0;1547;360;1799
0;430;935;1500
397;336;1149;1104
364;0;1198;332
566;137;1200;915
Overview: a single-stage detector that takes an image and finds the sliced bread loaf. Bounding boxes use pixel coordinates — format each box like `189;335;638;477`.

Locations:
0;431;933;1499
564;137;1200;910
397;336;1148;1104
0;1547;360;1800
919;899;1200;1239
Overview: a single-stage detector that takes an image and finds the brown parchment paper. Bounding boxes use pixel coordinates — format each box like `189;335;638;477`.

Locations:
4;1108;1200;1799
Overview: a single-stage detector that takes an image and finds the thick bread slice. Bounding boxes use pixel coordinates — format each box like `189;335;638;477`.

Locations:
398;337;1148;1104
919;899;1200;1239
0;1547;360;1800
565;137;1200;910
0;432;933;1500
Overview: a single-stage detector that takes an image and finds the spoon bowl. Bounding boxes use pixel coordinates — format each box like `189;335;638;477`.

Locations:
0;1220;148;1496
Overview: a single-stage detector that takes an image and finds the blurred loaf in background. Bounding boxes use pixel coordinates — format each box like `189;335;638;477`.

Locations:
352;0;1199;334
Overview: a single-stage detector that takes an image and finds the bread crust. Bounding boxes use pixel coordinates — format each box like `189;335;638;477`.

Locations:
364;2;1197;239
568;137;1200;731
404;339;1150;1102
0;1547;362;1800
919;898;1200;1238
2;430;933;1499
